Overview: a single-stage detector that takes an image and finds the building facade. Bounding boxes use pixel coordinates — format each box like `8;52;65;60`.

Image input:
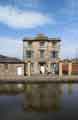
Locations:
23;34;61;75
0;55;24;77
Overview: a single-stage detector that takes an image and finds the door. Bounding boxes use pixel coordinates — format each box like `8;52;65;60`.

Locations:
39;63;45;74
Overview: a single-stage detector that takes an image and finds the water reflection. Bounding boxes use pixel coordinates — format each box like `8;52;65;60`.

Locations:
24;83;62;111
0;84;24;93
67;84;73;95
1;84;78;120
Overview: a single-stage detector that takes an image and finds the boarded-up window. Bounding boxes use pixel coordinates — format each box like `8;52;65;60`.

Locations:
17;67;22;76
4;64;8;70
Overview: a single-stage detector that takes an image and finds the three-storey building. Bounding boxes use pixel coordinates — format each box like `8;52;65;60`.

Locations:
23;34;61;75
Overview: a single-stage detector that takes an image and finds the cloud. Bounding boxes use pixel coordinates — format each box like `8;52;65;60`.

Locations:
0;6;53;29
0;37;22;59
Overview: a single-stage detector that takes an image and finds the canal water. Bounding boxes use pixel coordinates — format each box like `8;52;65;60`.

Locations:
0;83;78;120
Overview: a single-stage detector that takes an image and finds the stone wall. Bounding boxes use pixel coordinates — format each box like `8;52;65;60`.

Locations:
0;63;24;77
23;40;60;75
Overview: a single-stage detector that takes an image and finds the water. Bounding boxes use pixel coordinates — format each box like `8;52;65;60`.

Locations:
0;83;78;120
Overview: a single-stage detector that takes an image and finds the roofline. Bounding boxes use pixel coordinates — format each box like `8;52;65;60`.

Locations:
23;38;61;42
0;55;24;63
0;62;24;64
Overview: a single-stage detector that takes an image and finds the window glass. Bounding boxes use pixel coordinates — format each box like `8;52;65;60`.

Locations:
51;51;58;58
40;50;45;58
28;41;32;48
26;51;34;59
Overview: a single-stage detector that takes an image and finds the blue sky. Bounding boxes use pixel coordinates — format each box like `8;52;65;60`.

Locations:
0;0;78;59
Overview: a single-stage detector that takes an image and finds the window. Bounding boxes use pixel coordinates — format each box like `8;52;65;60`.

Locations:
52;42;57;47
40;50;45;58
51;63;59;74
28;41;32;48
40;41;45;47
26;51;31;58
51;51;58;58
4;64;8;70
26;50;34;59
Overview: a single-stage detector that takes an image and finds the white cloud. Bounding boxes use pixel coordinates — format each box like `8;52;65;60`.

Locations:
0;6;53;29
0;37;22;59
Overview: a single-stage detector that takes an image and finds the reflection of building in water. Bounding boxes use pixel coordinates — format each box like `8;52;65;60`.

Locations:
67;84;73;95
24;83;62;111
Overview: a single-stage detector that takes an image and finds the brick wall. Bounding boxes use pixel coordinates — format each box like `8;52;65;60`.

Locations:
72;63;78;74
62;63;68;74
62;62;78;75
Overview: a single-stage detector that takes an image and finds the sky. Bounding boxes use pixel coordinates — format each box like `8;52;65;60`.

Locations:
0;0;78;59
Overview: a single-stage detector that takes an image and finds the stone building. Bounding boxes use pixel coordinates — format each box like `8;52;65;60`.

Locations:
0;55;24;77
23;34;61;75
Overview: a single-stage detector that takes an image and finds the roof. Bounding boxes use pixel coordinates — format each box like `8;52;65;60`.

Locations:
0;55;24;63
23;34;61;42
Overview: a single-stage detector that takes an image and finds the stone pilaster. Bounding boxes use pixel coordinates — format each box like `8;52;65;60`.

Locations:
48;62;51;73
34;62;39;74
59;62;63;77
68;62;72;76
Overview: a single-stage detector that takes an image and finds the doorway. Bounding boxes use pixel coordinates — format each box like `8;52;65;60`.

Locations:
39;62;46;74
51;63;59;75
